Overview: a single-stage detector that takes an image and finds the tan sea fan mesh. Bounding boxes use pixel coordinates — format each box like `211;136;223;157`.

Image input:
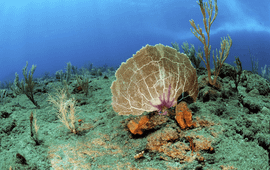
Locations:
111;44;198;115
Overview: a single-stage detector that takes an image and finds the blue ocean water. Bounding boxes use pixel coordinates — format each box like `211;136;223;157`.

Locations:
0;0;269;82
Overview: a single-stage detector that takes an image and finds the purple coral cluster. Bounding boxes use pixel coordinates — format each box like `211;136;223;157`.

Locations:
149;84;177;115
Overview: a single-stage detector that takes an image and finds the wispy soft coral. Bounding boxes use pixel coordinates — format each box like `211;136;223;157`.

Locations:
48;88;78;134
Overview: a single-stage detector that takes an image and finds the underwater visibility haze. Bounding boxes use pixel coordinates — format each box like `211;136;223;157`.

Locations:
0;0;270;169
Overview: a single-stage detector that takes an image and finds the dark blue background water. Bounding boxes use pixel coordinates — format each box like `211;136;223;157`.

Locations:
0;0;269;82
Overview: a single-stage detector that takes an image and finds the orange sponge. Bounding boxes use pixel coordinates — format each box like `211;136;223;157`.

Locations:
127;116;149;135
175;102;196;129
